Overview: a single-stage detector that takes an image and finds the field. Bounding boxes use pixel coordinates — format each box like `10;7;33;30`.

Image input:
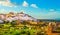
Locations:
0;20;60;35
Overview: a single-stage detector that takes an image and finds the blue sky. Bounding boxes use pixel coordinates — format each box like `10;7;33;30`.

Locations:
0;0;60;19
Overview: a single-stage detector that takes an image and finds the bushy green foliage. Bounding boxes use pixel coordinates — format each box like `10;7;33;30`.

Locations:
0;20;48;35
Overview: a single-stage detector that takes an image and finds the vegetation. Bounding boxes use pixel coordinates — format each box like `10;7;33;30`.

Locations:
0;20;59;35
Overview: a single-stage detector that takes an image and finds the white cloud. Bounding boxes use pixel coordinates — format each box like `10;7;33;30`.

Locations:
35;9;60;19
0;9;6;14
22;1;28;7
50;9;55;12
0;0;17;7
31;4;38;8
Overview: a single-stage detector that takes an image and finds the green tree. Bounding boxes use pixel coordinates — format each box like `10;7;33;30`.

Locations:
10;20;17;27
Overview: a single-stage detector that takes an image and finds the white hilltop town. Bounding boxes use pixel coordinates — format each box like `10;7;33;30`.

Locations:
0;11;37;23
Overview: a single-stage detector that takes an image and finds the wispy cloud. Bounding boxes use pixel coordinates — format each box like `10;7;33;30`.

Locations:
0;0;17;7
22;1;28;7
0;9;6;14
31;4;38;8
38;9;60;19
49;9;55;12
